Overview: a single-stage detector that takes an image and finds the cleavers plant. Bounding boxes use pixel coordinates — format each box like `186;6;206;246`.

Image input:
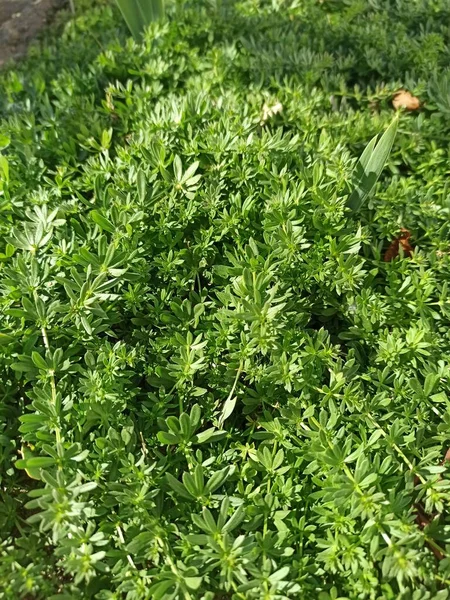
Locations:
0;0;450;598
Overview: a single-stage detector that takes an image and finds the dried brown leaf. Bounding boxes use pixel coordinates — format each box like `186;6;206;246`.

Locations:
384;228;413;261
392;90;420;111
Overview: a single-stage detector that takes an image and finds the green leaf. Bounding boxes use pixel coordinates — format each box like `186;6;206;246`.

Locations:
424;373;439;397
269;566;290;582
185;533;209;545
222;505;244;533
347;118;398;211
90;210;115;233
114;0;144;40
16;456;56;469
185;576;202;591
157;431;180;445
148;579;176;600
0;333;14;345
359;473;378;488
80;315;93;335
0;133;10;149
75;482;98;494
194;427;219;444
179;412;192;439
136;0;165;24
367;430;383;446
137;170;147;202
71;449;89;462
183;471;202;497
190;404;201;430
126;532;154;554
0;155;9;183
121;428;132;445
165;473;193;500
218;395;236;426
31;351;48;371
205;466;231;494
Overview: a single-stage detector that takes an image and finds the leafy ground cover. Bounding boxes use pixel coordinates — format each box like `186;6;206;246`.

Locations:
1;0;450;598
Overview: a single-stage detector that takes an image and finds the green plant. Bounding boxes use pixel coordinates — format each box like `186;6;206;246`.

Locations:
1;0;450;598
115;0;165;39
347;117;398;211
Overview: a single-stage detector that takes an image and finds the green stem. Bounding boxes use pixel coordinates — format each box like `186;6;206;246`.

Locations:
116;524;137;569
41;326;61;445
366;413;426;484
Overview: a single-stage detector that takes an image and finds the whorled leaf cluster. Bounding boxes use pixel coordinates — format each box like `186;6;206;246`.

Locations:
1;0;450;598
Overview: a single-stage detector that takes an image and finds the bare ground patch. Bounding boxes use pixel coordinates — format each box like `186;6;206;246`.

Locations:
0;0;67;67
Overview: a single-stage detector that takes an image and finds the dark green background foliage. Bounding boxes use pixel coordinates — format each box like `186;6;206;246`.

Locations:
1;0;450;597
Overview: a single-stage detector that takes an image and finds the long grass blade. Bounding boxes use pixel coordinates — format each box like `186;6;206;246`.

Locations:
347;117;398;211
115;0;143;40
116;0;165;40
137;0;165;22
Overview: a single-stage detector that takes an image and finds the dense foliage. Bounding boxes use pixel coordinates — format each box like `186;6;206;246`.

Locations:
1;0;450;597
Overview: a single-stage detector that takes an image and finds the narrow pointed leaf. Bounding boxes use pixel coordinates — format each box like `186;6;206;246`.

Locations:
348;118;398;211
115;0;143;40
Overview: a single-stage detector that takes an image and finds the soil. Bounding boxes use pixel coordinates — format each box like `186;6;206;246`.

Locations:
0;0;67;67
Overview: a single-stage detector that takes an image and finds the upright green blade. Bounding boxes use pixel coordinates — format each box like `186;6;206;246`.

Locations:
347;117;398;212
137;0;165;23
116;0;166;40
115;0;143;40
153;0;165;20
358;136;378;171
